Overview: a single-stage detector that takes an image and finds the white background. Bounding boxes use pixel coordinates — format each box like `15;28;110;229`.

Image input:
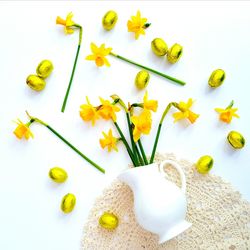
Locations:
0;1;250;250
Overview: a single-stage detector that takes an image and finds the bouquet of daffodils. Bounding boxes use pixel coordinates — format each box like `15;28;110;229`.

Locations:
79;93;199;167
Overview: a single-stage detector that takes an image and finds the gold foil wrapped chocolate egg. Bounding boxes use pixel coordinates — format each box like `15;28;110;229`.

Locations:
61;193;76;213
135;70;150;89
49;167;68;183
151;38;168;56
195;155;214;174
167;43;183;64
99;212;119;230
36;60;54;79
102;10;118;31
208;69;226;88
227;131;245;149
26;74;46;91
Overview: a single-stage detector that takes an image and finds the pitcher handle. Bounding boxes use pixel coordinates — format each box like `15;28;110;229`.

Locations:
159;160;186;194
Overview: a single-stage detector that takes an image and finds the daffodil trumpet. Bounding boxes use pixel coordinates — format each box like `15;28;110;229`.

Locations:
20;112;105;173
109;52;186;86
56;13;83;113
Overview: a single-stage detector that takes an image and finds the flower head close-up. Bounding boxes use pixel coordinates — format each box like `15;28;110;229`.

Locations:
143;91;158;112
86;43;112;67
13;119;34;140
173;98;199;124
131;109;152;142
98;97;120;121
215;101;239;123
99;129;119;152
79;97;99;126
56;12;75;34
127;10;149;40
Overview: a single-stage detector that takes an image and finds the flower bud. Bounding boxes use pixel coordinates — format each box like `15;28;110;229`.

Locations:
102;10;118;31
195;155;213;174
151;38;168;56
26;75;46;91
61;193;76;213
227;131;245;149
49;167;68;183
36;60;54;79
135;70;150;89
167;43;183;64
99;212;119;230
208;69;225;88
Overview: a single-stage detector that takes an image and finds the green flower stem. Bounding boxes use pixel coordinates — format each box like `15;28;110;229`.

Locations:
226;100;234;109
26;112;105;173
138;139;148;165
61;25;82;113
134;143;145;166
150;124;162;164
110;52;186;86
150;102;176;164
125;112;139;166
46;124;105;173
125;110;144;166
113;121;137;167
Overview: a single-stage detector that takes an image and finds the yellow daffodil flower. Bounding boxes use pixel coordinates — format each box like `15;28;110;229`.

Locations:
79;97;99;125
99;129;119;152
98;97;120;121
215;101;239;123
86;43;112;67
56;12;75;34
131;110;152;142
127;11;148;40
173;98;199;124
143;91;158;112
215;108;239;123
13;119;34;140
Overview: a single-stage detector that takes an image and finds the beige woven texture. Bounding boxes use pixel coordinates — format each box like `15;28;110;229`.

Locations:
82;153;250;250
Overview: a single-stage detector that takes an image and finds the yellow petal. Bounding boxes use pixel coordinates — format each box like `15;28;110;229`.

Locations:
186;98;194;109
65;27;74;34
66;12;74;26
232;113;240;118
173;112;185;122
215;108;226;113
85;55;96;61
103;47;113;56
131;115;138;126
136;10;141;19
127;20;133;31
133;127;141;142
90;43;99;54
103;57;111;67
131;16;138;23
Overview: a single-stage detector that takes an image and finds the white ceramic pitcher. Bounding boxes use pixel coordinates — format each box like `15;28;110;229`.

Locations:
118;160;191;244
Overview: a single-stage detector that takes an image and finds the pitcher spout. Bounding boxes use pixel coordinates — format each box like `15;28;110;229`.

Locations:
118;163;158;190
158;220;192;244
118;167;140;190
